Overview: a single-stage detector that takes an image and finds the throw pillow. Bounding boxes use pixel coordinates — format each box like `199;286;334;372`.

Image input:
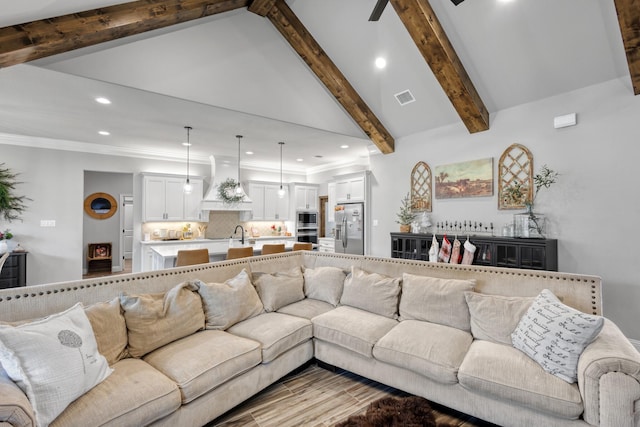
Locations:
120;280;205;358
340;266;401;319
511;289;604;383
399;273;475;331
0;303;112;427
464;291;534;345
253;267;305;312
198;269;264;330
84;297;129;365
303;266;347;306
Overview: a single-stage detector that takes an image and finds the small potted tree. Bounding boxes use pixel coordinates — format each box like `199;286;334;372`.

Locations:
396;193;416;233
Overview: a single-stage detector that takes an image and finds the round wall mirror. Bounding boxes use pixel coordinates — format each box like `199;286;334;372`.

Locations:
84;192;117;219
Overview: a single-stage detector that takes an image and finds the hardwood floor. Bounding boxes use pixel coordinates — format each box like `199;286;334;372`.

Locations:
209;363;498;427
83;258;132;279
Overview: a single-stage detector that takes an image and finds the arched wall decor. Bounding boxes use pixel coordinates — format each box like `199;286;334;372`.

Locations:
84;192;118;219
411;161;432;212
498;144;533;210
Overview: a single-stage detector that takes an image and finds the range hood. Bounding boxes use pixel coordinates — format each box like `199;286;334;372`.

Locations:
201;155;253;211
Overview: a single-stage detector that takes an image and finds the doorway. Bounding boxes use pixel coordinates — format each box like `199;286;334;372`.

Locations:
319;196;328;238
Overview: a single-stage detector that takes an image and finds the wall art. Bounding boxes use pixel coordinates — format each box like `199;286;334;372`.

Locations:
434;158;493;199
498;143;533;210
410;161;432;212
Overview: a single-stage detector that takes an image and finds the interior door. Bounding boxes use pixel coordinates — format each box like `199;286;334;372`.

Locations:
121;195;134;260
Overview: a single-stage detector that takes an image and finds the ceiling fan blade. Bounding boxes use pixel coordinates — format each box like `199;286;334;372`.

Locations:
369;0;389;21
451;0;465;5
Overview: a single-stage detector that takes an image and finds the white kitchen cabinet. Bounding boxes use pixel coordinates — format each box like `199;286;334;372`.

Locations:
318;237;335;253
294;185;318;211
327;182;336;222
249;182;289;221
142;174;203;222
335;175;365;203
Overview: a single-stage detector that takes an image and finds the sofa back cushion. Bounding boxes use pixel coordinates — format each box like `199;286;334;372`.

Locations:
399;273;475;331
253;267;305;312
464;291;534;345
120;281;205;358
84;297;129;365
303;266;346;307
198;269;264;330
340;267;401;319
0;303;112;427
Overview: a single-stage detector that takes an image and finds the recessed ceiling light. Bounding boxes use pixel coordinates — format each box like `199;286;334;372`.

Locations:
296;158;304;162
95;97;111;105
98;130;110;136
246;151;254;155
497;0;514;3
340;145;349;149
181;142;191;146
375;57;387;69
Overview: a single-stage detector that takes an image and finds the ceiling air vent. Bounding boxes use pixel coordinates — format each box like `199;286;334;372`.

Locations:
394;90;415;106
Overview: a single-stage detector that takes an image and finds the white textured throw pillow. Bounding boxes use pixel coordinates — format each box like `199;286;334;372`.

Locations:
511;289;604;383
340;267;401;319
303;266;346;306
254;266;305;312
0;303;113;426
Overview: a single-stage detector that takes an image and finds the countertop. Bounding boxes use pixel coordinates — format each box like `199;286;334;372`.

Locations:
141;235;295;245
149;239;298;258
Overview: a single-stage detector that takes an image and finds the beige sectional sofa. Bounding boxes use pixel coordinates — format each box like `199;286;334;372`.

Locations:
0;252;639;427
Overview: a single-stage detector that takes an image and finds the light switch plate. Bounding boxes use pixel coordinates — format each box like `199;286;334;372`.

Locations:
40;220;56;227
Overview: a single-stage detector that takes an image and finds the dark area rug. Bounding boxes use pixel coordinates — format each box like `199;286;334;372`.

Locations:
335;396;438;427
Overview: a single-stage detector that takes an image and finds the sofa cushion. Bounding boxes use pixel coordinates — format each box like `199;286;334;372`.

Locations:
459;340;584;419
84;297;129;365
143;330;262;404
512;289;604;383
277;298;336;320
197;269;264;330
340;267;401;319
312;306;398;358
303;266;346;306
51;358;181;427
227;312;312;363
120;280;205;358
464;291;534;345
0;365;35;427
253;267;305;312
399;273;475;331
0;303;113;427
373;320;473;384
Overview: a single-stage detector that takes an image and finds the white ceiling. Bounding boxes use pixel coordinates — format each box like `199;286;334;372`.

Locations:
0;0;630;173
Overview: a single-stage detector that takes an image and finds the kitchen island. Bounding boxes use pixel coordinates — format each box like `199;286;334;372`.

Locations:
146;238;298;270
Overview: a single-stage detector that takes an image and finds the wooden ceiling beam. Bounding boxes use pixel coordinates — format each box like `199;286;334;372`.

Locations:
390;0;489;133
249;0;395;154
613;0;640;95
0;0;249;68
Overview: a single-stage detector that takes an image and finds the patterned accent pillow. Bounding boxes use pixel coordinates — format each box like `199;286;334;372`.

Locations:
511;289;604;383
0;303;112;426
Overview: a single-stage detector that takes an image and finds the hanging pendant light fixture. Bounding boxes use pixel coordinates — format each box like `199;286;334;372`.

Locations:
183;126;193;194
235;135;244;195
277;141;286;198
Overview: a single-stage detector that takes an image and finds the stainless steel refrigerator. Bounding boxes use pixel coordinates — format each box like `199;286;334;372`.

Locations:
334;202;364;255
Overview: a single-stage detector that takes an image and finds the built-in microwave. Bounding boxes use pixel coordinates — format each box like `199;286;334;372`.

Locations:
296;211;318;227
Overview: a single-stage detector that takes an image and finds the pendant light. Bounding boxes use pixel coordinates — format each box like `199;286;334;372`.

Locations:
235;135;244;195
183;126;193;194
277;141;286;198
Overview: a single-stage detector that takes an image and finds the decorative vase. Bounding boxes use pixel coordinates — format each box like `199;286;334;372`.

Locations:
399;224;411;233
514;205;546;238
0;240;7;254
6;240;17;252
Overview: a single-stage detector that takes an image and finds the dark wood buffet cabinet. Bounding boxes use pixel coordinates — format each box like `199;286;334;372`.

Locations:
0;252;27;289
390;233;558;271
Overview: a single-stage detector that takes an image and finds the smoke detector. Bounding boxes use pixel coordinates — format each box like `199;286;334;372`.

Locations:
394;90;415;106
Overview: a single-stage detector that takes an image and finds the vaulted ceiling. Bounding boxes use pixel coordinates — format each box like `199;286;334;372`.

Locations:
0;0;636;173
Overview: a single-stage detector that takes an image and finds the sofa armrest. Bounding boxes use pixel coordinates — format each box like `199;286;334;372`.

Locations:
0;368;35;427
577;319;640;426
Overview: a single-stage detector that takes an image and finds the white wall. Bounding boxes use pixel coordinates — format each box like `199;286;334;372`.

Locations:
370;77;640;341
0;144;209;285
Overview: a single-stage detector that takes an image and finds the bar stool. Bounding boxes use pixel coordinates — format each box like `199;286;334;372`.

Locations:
292;242;313;251
260;244;285;255
175;248;210;267
226;246;254;260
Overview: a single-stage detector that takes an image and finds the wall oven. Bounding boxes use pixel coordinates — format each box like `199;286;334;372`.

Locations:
296;210;318;244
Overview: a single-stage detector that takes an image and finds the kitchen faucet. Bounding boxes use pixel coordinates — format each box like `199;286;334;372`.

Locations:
232;225;245;245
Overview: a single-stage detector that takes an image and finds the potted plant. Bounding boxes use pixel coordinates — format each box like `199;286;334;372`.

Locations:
0;163;30;222
396;193;417;233
514;165;559;238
